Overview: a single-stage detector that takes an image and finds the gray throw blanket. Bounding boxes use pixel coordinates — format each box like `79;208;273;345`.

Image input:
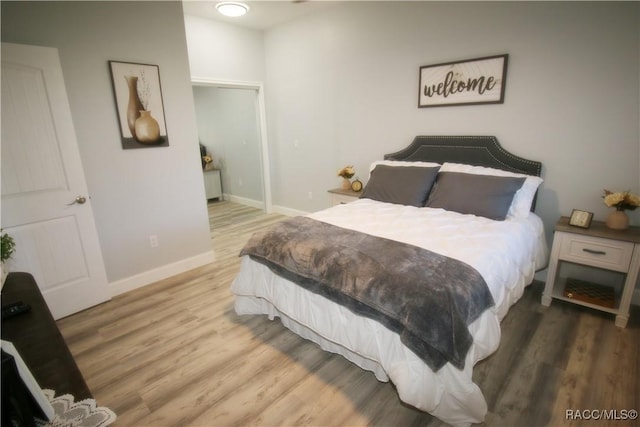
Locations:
240;216;494;371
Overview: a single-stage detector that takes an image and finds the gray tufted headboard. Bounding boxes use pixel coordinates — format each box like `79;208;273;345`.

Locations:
384;136;542;210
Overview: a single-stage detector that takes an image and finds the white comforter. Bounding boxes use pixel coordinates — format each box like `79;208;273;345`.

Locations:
231;198;548;426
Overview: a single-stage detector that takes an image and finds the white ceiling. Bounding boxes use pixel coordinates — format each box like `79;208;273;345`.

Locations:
181;1;340;30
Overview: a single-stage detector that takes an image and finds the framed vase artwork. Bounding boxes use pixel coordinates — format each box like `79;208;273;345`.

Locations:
108;61;169;148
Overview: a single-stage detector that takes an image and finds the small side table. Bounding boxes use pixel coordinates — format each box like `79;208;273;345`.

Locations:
328;188;361;206
541;216;640;327
203;169;222;201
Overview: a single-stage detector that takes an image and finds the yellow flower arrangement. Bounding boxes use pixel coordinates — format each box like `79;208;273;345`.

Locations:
337;165;355;179
603;189;640;211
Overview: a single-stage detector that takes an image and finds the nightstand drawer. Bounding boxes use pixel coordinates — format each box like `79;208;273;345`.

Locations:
558;233;634;273
332;193;358;205
328;188;360;206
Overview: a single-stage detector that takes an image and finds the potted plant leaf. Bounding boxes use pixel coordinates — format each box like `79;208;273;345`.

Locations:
1;230;16;286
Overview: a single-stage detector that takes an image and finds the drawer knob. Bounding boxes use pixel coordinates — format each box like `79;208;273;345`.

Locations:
583;248;606;255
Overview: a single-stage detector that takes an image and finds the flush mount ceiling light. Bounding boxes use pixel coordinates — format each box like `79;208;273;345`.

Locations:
215;1;250;17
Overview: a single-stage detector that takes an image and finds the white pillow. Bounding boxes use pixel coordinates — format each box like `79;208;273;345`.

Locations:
369;160;441;173
439;162;543;219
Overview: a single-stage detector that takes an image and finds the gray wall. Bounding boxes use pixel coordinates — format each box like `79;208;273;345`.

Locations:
1;1;212;286
185;2;640;239
192;86;263;203
262;1;640;237
185;14;265;82
2;1;638;289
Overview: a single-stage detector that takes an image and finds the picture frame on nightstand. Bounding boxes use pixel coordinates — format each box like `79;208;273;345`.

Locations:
568;209;593;229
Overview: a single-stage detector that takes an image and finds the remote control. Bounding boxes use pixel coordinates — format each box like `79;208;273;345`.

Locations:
2;301;31;319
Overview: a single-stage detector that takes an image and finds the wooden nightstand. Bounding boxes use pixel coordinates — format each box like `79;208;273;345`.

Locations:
541;216;640;327
328;188;361;206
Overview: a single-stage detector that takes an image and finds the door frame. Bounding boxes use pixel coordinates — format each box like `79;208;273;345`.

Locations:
191;77;272;214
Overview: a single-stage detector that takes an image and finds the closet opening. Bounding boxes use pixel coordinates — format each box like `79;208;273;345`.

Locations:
191;79;272;222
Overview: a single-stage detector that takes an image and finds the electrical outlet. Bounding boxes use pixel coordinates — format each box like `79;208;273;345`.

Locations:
149;234;159;248
239;178;243;187
308;192;313;199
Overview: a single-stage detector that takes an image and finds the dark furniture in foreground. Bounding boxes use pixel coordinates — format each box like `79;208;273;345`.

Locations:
1;272;91;399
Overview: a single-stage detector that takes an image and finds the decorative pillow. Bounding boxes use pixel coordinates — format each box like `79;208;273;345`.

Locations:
425;172;526;220
368;160;441;173
360;165;440;207
439;162;543;219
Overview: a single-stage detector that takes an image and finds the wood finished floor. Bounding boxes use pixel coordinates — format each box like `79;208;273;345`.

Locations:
58;201;640;427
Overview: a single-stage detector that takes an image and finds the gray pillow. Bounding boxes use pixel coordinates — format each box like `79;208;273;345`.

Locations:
360;165;440;207
425;172;525;220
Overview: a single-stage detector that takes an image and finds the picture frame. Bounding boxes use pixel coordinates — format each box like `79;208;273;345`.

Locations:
569;209;594;229
418;54;508;108
108;61;169;149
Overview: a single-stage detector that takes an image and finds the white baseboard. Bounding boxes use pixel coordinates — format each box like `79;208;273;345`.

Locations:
222;194;310;218
271;205;308;217
109;250;215;297
224;194;264;210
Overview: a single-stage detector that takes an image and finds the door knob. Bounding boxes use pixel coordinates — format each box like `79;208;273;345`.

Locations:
68;196;87;205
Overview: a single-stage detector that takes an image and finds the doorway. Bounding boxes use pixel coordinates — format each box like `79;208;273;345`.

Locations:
191;79;272;215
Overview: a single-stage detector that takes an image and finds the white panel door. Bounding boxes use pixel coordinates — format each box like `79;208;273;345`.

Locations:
1;42;110;319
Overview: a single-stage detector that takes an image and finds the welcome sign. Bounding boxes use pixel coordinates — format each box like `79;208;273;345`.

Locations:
418;54;508;108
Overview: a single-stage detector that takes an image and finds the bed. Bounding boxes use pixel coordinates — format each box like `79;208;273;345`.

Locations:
231;136;548;426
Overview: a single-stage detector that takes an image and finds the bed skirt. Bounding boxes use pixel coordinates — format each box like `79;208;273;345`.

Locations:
232;257;510;427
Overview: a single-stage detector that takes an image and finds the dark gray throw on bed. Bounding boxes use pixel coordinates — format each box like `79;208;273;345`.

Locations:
240;216;495;371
